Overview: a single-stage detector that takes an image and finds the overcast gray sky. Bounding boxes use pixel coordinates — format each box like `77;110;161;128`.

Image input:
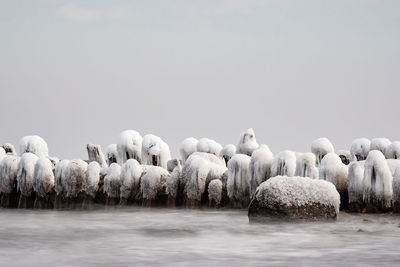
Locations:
0;0;399;160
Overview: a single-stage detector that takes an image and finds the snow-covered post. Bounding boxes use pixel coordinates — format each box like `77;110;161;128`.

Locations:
33;157;55;209
0;155;20;208
227;154;252;208
311;137;334;167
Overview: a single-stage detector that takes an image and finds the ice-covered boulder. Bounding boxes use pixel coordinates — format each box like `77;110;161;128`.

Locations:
271;150;296;177
237;128;259;156
220;144;236;165
87;144;107;168
196;138;223;157
248;176;340;221
295;152;319;179
249;145;274;196
141;134;171;169
311;137;334;166
119;159;143;205
385;141;400;159
350;138;370;161
370;138;391;156
227;154;251;208
19;136;49;158
179;137;198;164
33;157;55;209
117;130;142;164
105;144;118;165
347;161;365;212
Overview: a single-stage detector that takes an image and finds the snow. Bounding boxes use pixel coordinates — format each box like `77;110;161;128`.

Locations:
0;155;20;194
141;134;171;169
87;144;107;168
311;137;334;166
65;159;88;198
350;138;371;161
1;143;16;155
179;137;198;163
117;130;142;164
105;144;118;165
271;150;296;177
370;138;391;155
140;165;170;200
237;128;259;156
249;144;274;196
55;159;70;196
120;159;143;199
220;144;236;165
33;157;54;197
208;179;223;205
255;176;340;214
295;152;319;179
196;138;223;157
183;152;227;201
19;135;49;158
227;154;251;201
385;141;400;159
17;153;39;196
86;161;101;198
319;153;348;193
104;163;122;198
347;161;365;203
362;150;393;208
166;162;181;198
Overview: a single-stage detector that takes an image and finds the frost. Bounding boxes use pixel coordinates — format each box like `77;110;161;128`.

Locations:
117;130;142;164
227;154;251;202
362;150;393;208
0;155;20;194
55;159;70;196
17;153;39;196
86;161;101;198
196;138;223;157
120;159;143;199
19;135;49;158
87;144;107;168
33;157;54;197
385;141;400;159
105;144;118;165
140;165;170;200
237;128;259;156
255;176;340;214
347;161;365;203
104;163;121;198
1;143;16;155
295;152;319;179
208;179;222;205
220;144;236;165
319;153;348;193
179;137;198;164
141;134;171;169
271;150;296;177
370;138;391;155
311;137;334;166
65;159;88;198
249;144;273;196
350;138;370;161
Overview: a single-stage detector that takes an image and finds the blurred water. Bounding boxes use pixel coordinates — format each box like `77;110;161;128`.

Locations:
0;208;399;266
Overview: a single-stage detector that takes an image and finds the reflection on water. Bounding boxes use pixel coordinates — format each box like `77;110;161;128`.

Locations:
0;208;400;266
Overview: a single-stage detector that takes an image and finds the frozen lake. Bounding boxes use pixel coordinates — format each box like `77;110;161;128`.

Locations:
0;208;400;266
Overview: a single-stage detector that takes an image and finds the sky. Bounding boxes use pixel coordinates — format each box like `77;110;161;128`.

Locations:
0;0;399;160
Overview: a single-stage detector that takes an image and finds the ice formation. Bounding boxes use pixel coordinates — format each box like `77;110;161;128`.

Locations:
227;154;251;203
249;144;274;196
166;161;182;199
0;155;20;194
254;176;340;214
33;157;54;197
219;144;236;165
17;153;39;196
105;144;118;165
319;153;348;193
347;161;365;204
86;161;101;198
336;150;355;165
141;134;171;169
183;152;227;201
370;138;391;155
55;159;70;197
120;159;143;199
295;152;319;179
104;163;121;198
311;137;334;166
179;137;198;164
362;150;393;208
237;128;259;156
86;144;107;168
65;159;88;198
393;167;400;205
196;138;223;157
350;138;371;161
19;135;49;158
117;130;142;164
385;141;400;159
0;147;6;161
140;166;170;200
387;159;400;177
1;143;16;155
167;159;180;173
271;150;296;177
208;179;223;205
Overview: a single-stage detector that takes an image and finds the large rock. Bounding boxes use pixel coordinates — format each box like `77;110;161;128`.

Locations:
248;176;340;221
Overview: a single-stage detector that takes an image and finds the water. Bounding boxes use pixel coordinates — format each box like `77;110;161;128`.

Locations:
0;209;400;266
